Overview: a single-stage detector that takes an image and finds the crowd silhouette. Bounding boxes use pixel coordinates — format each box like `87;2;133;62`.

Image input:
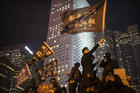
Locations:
25;38;136;93
64;38;135;93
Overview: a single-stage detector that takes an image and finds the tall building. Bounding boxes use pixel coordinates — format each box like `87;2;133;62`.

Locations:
44;0;96;88
115;24;140;89
0;56;17;93
0;44;39;92
116;31;136;77
127;24;140;89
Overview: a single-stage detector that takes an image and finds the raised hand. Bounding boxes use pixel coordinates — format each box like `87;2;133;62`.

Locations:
97;38;104;44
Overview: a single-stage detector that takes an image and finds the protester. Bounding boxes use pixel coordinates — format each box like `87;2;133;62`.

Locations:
100;52;119;80
65;62;81;93
78;71;103;93
24;79;37;93
50;78;61;93
81;38;104;77
102;72;136;93
61;87;67;93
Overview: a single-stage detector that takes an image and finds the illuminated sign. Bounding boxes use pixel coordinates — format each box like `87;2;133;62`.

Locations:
27;41;54;64
37;59;58;81
15;64;32;87
34;41;54;60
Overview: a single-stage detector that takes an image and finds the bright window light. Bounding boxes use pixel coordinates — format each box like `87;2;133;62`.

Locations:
25;46;33;55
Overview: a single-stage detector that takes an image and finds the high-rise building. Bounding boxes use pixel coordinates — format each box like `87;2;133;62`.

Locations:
44;0;73;87
127;24;140;89
44;0;96;88
0;56;17;93
0;44;39;92
115;24;140;89
116;31;136;77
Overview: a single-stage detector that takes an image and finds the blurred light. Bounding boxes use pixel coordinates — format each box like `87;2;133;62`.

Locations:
16;86;24;91
61;85;63;87
25;46;33;55
65;84;67;87
65;64;68;68
57;77;60;80
58;67;61;69
52;58;55;61
62;69;64;72
58;70;60;73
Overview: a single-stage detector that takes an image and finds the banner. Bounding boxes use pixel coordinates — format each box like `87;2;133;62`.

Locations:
37;59;58;81
34;41;54;59
15;64;32;87
27;41;55;64
61;0;107;34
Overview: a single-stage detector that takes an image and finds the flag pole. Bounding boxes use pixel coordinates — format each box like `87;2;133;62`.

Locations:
102;0;107;38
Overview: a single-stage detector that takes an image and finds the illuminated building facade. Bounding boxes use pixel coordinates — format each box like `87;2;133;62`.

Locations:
115;24;140;89
44;0;96;88
0;56;17;93
127;24;140;89
116;31;136;77
127;25;140;79
44;0;73;87
0;44;39;92
72;0;95;71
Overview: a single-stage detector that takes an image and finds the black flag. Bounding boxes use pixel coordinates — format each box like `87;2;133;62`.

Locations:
61;0;107;34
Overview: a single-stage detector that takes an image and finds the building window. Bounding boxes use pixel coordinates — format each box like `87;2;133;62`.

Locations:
59;8;61;11
62;6;64;11
65;84;67;87
65;5;67;10
65;64;68;67
57;77;60;80
54;46;56;49
52;58;55;61
62;69;64;72
57;45;59;48
61;85;63;87
49;59;51;62
68;4;70;8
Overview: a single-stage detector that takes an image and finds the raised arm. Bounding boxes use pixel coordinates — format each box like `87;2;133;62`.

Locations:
88;38;104;54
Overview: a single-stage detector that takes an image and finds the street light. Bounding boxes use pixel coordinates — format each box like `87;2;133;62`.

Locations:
25;46;33;55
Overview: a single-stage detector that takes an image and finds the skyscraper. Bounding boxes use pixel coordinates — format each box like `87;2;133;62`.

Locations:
127;24;140;89
127;24;140;79
0;56;17;93
115;24;140;89
116;31;136;77
44;0;96;88
0;44;39;92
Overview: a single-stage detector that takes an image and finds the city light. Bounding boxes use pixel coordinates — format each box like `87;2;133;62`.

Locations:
25;45;33;55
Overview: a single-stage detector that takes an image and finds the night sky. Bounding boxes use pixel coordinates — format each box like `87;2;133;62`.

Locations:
1;0;140;52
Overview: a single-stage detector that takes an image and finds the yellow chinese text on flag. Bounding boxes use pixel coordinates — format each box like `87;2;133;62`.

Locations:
61;0;107;34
